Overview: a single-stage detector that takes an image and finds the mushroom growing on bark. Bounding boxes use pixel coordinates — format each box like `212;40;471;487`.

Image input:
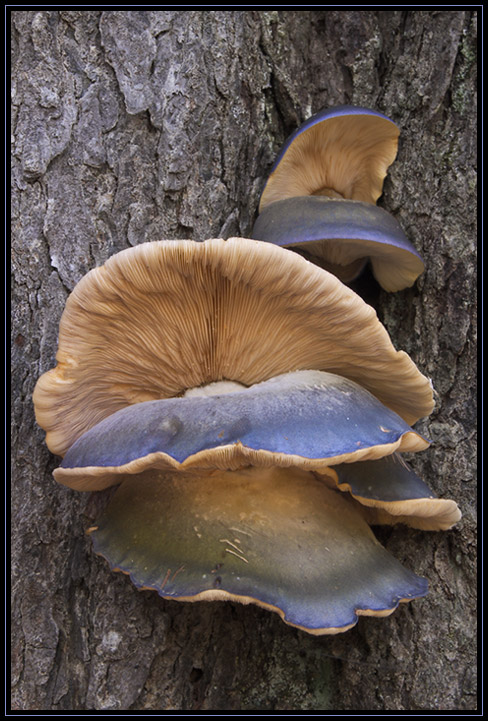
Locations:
33;238;459;635
33;238;433;457
321;454;462;531
259;105;400;211
87;466;429;635
252;196;425;291
54;369;429;491
254;105;424;291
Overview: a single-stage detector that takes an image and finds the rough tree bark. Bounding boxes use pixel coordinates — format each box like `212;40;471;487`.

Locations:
11;10;477;711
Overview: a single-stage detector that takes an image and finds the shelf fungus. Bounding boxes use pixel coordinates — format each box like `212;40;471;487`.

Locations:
255;105;424;290
54;370;429;491
259;105;400;211
252;196;425;291
321;454;461;531
87;467;429;635
33;237;460;635
33;237;433;457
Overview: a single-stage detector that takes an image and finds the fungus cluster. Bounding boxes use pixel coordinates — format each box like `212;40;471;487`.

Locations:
33;110;460;635
252;105;425;291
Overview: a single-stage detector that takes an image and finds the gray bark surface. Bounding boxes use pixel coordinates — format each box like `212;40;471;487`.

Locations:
11;10;477;711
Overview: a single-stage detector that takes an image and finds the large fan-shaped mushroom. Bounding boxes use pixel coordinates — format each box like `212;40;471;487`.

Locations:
33;238;433;457
33;238;458;636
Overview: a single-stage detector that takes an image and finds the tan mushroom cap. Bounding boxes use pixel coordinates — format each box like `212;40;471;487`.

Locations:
259;111;399;211
33;238;434;457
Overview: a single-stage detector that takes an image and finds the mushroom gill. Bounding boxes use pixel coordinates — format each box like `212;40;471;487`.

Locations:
33;238;433;457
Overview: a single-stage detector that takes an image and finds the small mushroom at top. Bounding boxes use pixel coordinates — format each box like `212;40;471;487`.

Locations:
33;238;434;457
259;105;399;211
252;196;425;291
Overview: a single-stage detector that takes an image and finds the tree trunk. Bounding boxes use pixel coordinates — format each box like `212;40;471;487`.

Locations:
11;10;477;711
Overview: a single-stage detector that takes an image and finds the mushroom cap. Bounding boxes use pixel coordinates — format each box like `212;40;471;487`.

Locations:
252;196;425;292
324;454;462;531
259;105;399;211
55;370;429;491
88;466;428;635
33;238;434;457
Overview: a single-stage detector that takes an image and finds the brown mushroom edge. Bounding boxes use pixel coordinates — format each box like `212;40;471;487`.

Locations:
319;455;461;531
252;197;425;292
